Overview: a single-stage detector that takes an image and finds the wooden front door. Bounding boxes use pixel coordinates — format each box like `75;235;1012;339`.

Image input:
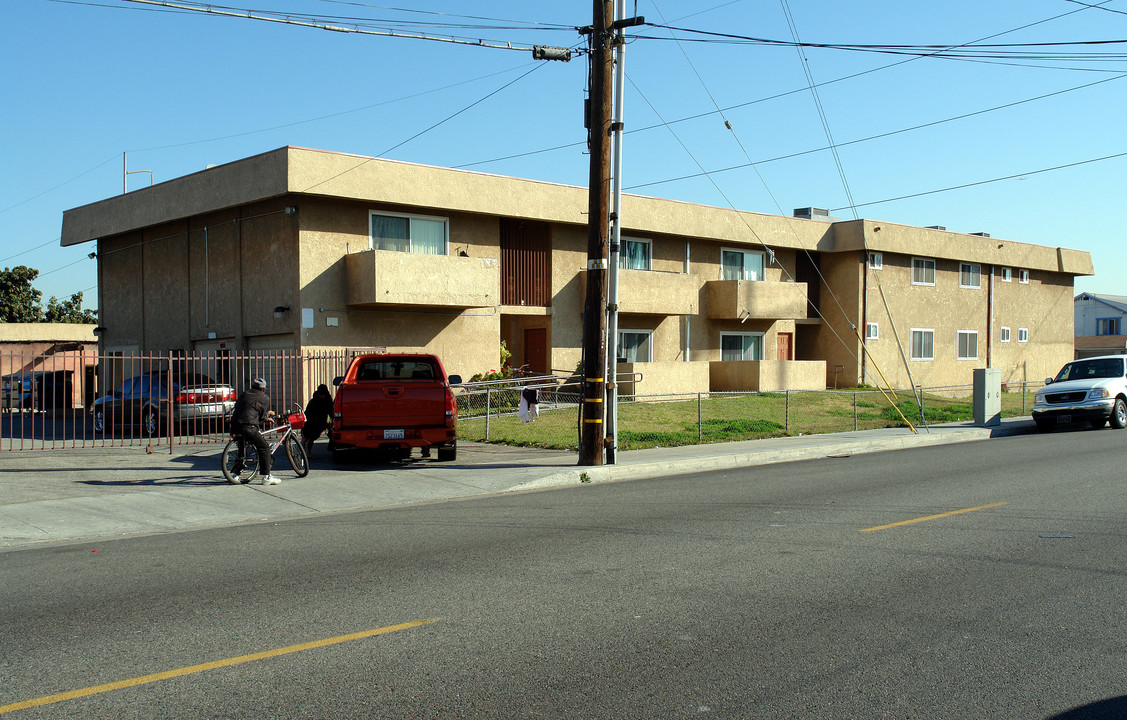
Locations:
777;332;794;361
524;328;548;374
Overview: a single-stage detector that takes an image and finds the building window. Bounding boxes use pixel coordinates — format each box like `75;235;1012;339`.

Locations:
1018;269;1030;284
910;329;934;361
1018;328;1029;342
957;330;978;360
1096;317;1122;336
617;330;653;363
868;252;883;270
1001;326;1011;343
959;263;981;289
720;332;764;361
369;211;448;255
866;322;879;340
619;237;652;271
1001;267;1012;282
911;257;935;286
722;249;766;281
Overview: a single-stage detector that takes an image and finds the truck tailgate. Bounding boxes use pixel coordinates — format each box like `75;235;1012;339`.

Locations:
343;383;447;428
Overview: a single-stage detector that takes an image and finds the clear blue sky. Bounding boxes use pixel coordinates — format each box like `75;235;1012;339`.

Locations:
3;0;1126;311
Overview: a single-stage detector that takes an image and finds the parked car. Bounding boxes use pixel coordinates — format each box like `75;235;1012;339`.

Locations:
91;372;236;436
1031;355;1127;432
1;375;33;411
1;371;74;412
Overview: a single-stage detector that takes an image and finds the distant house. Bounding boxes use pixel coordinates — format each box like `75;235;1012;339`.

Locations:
1075;293;1127;359
0;323;97;410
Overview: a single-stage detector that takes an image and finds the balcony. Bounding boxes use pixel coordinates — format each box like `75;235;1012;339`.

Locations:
346;250;499;309
706;279;808;320
582;269;699;316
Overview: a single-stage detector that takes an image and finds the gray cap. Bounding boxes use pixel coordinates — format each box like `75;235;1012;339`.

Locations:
251;378;267;391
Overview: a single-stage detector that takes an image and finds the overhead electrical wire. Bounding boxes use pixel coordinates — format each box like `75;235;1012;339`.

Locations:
830;149;1127;213
640;1;872;394
86;0;562;53
20;0;1124;304
625;71;1127;191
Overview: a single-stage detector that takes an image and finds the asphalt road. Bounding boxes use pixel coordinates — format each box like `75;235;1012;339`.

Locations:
1;429;1124;719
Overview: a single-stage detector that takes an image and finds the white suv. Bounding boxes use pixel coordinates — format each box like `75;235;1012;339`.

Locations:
1032;355;1127;431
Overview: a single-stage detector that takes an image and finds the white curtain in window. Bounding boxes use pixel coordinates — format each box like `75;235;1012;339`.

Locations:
411;218;446;255
722;251;762;281
371;215;409;252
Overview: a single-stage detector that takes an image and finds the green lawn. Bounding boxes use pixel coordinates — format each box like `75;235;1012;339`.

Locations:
457;387;1038;451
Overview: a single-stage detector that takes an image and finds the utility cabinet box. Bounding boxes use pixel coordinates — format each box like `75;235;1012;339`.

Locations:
973;368;1001;426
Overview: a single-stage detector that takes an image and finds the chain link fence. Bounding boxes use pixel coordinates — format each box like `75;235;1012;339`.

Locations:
456;379;1046;452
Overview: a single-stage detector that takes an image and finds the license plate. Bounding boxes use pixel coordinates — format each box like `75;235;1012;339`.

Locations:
1059;415;1071;423
384;429;405;439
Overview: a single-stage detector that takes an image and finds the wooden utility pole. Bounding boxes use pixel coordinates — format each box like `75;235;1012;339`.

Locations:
578;0;614;466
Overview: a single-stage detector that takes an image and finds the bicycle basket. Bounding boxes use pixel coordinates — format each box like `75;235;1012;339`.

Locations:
287;411;306;429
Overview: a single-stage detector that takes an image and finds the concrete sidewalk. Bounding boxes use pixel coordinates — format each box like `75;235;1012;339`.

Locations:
0;418;1036;550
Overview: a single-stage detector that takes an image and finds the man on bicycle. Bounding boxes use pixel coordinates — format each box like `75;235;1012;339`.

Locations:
228;377;279;485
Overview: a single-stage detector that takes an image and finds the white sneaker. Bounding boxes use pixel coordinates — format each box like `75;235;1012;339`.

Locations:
228;474;242;485
262;475;281;485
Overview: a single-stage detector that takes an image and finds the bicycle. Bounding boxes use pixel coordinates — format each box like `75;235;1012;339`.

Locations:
221;405;310;484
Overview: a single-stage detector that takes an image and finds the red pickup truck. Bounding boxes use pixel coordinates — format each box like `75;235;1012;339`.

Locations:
330;353;462;462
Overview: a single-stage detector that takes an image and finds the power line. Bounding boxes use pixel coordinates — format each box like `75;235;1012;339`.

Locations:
300;59;555;193
0;154;120;216
623;72;1127;191
128;62;541;154
111;0;568;53
830;150;1127;212
0;239;63;265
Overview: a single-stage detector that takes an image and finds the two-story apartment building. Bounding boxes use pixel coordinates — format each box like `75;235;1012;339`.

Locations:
60;146;1092;394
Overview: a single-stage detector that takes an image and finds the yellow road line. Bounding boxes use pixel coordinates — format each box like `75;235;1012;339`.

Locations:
0;618;440;715
860;502;1008;532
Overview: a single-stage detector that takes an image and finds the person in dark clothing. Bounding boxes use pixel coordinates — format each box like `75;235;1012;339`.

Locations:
228;377;278;485
302;384;334;455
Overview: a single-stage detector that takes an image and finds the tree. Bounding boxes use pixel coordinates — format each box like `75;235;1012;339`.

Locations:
0;266;43;323
44;292;98;324
0;266;97;324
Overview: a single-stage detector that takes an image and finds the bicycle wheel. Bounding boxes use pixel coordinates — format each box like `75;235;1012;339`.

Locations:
284;433;310;477
221;438;257;484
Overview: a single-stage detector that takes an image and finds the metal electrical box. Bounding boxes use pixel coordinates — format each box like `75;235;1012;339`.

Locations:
973;368;1001;426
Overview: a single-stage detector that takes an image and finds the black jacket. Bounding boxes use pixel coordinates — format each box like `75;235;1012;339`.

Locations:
304;391;333;433
231;388;271;426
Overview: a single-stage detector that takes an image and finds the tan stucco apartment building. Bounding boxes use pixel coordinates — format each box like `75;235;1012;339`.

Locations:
60;146;1093;394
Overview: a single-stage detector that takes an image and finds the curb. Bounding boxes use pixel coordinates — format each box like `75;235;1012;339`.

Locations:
509;426;996;491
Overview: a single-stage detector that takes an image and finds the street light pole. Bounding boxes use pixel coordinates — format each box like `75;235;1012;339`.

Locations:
605;0;633;465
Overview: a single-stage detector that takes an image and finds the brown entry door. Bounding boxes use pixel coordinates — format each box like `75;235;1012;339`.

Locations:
777;332;794;361
524;328;548;375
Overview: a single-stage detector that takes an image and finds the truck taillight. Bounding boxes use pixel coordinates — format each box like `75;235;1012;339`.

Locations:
445;388;457;428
